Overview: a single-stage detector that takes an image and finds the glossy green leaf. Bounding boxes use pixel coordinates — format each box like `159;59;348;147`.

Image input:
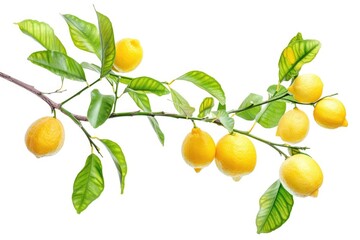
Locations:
170;89;195;117
87;89;115;128
28;50;86;81
236;93;263;120
148;116;165;146
213;109;234;133
100;139;127;194
127;77;169;96
17;19;66;54
72;153;104;214
278;39;321;82
96;10;115;77
175;70;226;105
256;100;286;128
62;14;101;58
256;180;294;233
81;62;120;85
128;90;151;112
198;97;214;118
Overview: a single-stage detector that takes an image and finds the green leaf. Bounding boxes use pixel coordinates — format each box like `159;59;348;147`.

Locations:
62;14;101;59
72;153;104;214
170;89;195;117
256;180;294;234
100;139;127;194
236;93;263;120
17;19;66;54
267;84;295;102
81;62;121;85
278;39;321;82
175;70;226;105
128;90;151;112
256;101;286;128
28;50;86;81
198;97;214;118
127;91;165;145
127;77;170;96
96;9;115;77
148;117;165;146
213;109;234;133
87;89;115;128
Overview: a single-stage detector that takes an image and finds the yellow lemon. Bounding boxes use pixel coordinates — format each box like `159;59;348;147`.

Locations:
288;74;323;103
25;116;65;158
313;97;348;129
279;154;323;197
215;133;256;181
113;38;143;72
181;127;216;172
276;107;309;143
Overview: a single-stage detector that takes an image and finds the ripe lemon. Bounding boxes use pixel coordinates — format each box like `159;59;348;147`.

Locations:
276;107;309;143
279;154;323;197
313;97;348;129
113;38;143;72
25;116;65;158
181;127;216;173
215;133;256;181
288;74;323;103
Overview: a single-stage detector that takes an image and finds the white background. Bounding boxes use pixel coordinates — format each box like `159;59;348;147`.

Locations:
0;0;358;239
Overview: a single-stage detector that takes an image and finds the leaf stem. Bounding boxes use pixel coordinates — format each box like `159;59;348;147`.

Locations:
60;77;102;106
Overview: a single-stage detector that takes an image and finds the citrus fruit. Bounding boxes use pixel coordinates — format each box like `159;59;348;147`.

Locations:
279;154;323;197
181;127;216;172
215;133;256;181
276;107;310;143
313;97;348;129
25;116;65;158
288;74;323;103
113;38;143;72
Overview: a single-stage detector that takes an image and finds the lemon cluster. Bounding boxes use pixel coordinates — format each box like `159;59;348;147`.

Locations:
181;127;256;181
276;74;348;144
276;73;348;197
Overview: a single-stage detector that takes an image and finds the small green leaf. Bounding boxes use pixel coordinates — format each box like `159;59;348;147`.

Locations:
198;97;214;118
217;102;226;111
96;9;115;77
62;14;101;58
148;117;165;146
72;153;104;214
213;109;234;133
87;89;115;128
81;62;120;85
128;90;151;112
267;84;295;102
127;77;170;96
236;93;263;120
28;50;86;81
170;89;195;117
175;70;226;105
100;139;127;194
17;19;66;54
127;91;165;145
278;39;321;82
256;180;294;234
256;101;286;128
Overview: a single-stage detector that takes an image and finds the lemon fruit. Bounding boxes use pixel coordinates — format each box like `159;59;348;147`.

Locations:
215;133;256;181
288;74;323;103
276;107;310;143
279;154;323;197
25;116;65;158
181;127;216;173
313;97;348;129
113;38;143;72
